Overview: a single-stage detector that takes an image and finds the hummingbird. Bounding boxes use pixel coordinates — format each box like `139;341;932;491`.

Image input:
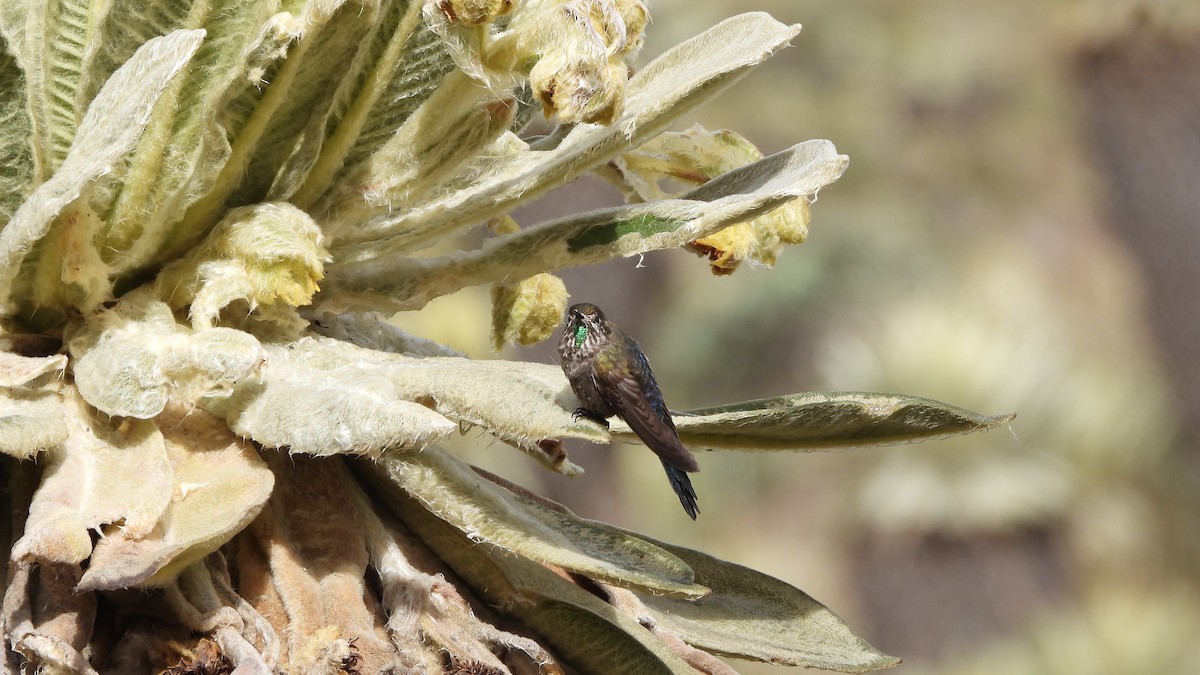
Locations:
557;303;700;519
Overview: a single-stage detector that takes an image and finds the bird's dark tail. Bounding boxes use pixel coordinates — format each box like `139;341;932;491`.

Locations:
662;461;699;520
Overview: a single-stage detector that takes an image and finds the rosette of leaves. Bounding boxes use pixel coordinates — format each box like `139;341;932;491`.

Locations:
0;1;1011;673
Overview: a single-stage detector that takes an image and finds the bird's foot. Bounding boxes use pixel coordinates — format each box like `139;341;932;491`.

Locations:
572;408;610;429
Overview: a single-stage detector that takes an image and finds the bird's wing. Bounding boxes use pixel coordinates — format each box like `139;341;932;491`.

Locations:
597;357;700;473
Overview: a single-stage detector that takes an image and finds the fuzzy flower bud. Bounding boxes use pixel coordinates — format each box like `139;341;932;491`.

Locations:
156;203;329;333
490;272;570;350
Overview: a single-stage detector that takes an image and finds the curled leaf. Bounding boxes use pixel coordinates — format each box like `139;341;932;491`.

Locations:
0;353;67;458
0;394;67;460
0;352;66;387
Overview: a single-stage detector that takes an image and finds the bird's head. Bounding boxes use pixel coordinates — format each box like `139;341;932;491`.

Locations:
560;302;612;355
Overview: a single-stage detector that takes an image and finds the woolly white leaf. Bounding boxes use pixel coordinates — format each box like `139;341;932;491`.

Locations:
206;340;458;457
0;352;65;387
0;352;67;459
69;292;264;419
206;336;603;469
0;394;67;460
12;390;173;565
78;405;274;590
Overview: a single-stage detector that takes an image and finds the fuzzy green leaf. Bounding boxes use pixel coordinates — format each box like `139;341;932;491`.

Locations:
164;12;307;248
326;139;847;309
0;42;33;227
0;2;28;56
318;70;517;236
74;0;193;108
0;29;205;315
340;2;452;168
368;447;710;599
611;392;1014;451
19;0;97;176
294;0;454;206
96;0;281;278
234;0;381;205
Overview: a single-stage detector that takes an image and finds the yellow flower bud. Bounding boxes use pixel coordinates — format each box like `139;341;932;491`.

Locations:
490;273;570;349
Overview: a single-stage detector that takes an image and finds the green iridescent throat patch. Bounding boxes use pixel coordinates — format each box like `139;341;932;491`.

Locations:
574;323;589;349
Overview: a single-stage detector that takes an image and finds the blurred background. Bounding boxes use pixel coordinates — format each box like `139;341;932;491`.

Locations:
394;1;1200;672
